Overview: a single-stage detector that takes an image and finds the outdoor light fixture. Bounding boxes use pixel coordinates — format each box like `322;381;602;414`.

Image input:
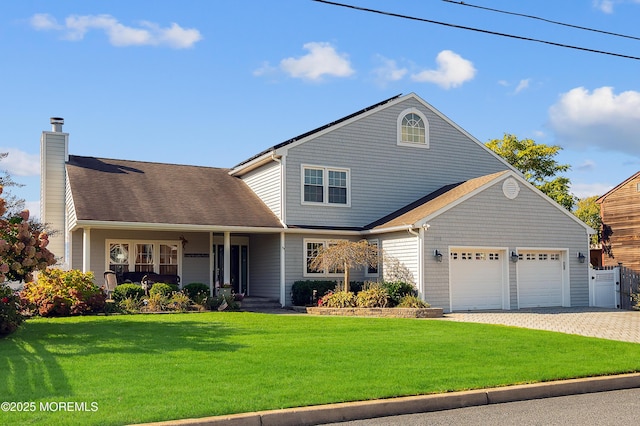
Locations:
510;251;519;263
433;249;443;262
577;252;586;263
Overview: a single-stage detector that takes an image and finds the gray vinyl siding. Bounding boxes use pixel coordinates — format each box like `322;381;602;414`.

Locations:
248;233;281;299
422;179;590;310
379;234;419;286
282;234;365;306
284;97;510;228
242;161;282;219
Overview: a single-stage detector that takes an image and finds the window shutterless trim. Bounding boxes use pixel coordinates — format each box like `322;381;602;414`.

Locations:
397;107;429;149
301;164;351;207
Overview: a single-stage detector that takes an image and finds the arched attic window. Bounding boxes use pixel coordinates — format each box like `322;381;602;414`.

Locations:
397;108;429;148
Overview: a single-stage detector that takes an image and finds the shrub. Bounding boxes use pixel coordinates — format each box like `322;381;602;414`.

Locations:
382;281;417;306
112;283;145;303
20;269;106;317
169;292;191;312
0;284;23;337
356;283;390;308
397;295;430;308
119;297;142;314
291;280;337;306
319;291;356;308
0;203;56;283
144;292;169;312
149;283;174;297
182;282;210;301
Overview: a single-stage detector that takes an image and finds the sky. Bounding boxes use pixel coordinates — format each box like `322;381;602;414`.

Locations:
2;0;640;220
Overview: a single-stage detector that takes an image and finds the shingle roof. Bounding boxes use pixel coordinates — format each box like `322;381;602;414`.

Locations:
366;171;510;230
66;156;283;228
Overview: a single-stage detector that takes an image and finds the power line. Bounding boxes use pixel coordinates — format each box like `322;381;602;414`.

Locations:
312;0;640;61
443;0;640;42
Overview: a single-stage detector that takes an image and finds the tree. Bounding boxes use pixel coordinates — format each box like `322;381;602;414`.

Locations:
574;195;602;245
308;240;379;293
0;152;26;218
486;134;575;210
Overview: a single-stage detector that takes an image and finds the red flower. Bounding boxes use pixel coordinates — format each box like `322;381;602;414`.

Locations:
1;297;9;303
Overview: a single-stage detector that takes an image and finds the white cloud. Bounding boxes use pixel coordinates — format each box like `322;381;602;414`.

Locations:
30;13;62;30
371;55;407;85
593;0;615;13
30;13;202;49
570;182;614;198
411;50;476;89
514;79;530;94
24;201;41;221
0;148;40;177
253;61;277;77
280;42;355;81
593;0;640;13
577;160;596;171
548;87;640;157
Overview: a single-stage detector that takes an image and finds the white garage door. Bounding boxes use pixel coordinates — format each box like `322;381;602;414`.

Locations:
518;251;563;308
450;249;504;311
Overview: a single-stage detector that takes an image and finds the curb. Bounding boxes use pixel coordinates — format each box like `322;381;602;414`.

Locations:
135;373;640;426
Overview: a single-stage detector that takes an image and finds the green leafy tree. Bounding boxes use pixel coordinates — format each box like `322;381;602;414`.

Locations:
486;134;575;210
574;195;602;245
308;240;379;293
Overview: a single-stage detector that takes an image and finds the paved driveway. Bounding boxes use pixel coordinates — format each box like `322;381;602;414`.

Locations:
439;308;640;344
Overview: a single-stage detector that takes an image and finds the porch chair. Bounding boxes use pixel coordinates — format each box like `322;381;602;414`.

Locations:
103;271;118;300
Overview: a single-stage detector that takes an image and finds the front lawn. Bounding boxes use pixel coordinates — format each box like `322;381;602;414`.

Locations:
1;313;639;425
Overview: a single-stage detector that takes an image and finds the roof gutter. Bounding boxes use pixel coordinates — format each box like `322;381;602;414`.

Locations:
71;220;284;233
228;151;279;177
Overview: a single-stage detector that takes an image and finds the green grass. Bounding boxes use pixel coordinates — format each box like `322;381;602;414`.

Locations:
1;312;640;425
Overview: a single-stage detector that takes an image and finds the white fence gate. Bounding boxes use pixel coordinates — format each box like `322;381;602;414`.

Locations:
590;266;620;309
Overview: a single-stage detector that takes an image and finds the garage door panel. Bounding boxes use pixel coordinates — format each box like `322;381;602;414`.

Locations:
518;251;563;308
450;250;504;311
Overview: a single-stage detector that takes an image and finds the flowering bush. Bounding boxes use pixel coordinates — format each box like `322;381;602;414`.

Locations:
20;269;106;317
0;188;56;284
0;284;23;337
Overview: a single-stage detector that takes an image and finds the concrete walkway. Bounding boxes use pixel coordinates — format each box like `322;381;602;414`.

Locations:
439;307;640;344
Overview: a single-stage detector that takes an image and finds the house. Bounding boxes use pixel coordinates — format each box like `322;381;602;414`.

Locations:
40;93;594;312
597;171;640;272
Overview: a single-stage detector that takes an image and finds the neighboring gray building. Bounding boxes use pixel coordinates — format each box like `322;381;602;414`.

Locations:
40;93;594;311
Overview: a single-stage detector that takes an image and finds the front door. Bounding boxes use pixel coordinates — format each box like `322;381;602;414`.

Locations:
214;244;248;295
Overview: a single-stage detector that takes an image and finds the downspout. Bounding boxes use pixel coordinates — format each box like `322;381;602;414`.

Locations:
407;225;425;300
272;153;287;307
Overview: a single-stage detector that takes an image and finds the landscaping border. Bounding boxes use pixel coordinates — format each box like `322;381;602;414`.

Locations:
305;307;444;318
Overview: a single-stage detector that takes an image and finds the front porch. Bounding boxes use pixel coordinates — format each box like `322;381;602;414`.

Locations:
70;228;285;303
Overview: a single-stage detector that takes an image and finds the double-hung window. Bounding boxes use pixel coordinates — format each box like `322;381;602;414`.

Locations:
304;239;346;276
302;165;350;206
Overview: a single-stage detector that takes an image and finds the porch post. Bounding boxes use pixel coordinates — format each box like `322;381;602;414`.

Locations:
209;232;214;296
280;231;286;307
223;231;231;286
82;227;91;273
